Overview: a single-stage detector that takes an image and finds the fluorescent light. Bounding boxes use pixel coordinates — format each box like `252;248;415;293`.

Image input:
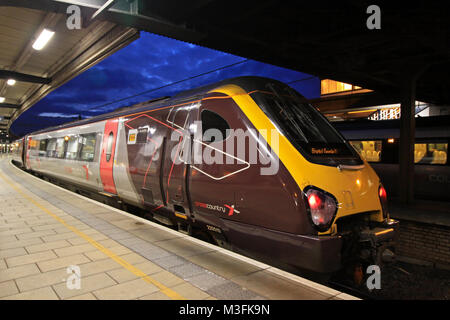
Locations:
0;97;5;103
7;79;16;86
32;29;55;51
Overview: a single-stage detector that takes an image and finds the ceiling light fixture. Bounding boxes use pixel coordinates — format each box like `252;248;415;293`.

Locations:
7;79;16;86
32;28;55;51
0;97;5;103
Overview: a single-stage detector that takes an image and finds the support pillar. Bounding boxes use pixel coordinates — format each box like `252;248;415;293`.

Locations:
398;76;417;204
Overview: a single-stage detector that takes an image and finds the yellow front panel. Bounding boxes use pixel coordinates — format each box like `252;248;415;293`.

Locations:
210;84;384;234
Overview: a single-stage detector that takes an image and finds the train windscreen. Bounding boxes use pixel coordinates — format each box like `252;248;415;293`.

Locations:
252;82;362;166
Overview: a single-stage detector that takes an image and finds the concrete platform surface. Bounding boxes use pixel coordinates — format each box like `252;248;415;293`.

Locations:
0;156;356;300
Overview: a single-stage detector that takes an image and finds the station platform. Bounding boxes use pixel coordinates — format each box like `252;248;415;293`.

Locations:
0;156;356;300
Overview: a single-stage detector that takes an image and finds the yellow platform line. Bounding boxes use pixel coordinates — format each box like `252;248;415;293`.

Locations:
0;171;185;300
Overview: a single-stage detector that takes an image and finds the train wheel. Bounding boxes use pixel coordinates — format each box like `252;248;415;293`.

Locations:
210;233;233;251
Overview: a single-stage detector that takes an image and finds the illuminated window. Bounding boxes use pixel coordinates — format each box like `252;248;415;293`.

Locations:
55;138;65;158
29;139;39;149
46;139;57;157
39;139;48;157
415;143;447;165
65;136;79;160
349;140;382;162
369;107;401;120
320;79;363;95
79;133;97;162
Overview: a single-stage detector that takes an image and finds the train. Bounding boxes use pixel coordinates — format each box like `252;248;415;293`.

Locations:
333;116;450;202
10;76;398;275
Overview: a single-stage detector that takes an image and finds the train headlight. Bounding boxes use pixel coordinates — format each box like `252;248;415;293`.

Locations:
378;184;389;219
304;187;337;232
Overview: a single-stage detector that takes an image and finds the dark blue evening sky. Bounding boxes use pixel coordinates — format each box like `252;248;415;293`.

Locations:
11;32;320;137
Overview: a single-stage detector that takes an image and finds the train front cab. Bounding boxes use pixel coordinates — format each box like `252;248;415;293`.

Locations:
196;79;399;274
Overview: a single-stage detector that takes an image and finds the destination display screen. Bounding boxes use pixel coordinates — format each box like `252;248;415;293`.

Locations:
305;143;355;157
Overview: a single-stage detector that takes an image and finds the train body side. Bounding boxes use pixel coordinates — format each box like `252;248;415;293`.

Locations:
27;123;101;191
21;91;327;270
26;120;140;206
119;90;337;270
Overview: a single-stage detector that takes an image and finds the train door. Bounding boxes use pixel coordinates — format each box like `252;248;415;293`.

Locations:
129;119;166;207
100;119;119;194
188;94;250;221
25;136;31;169
20;138;25;165
161;104;195;217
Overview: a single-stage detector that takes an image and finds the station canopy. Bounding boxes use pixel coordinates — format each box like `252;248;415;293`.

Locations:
2;0;450;137
0;1;139;138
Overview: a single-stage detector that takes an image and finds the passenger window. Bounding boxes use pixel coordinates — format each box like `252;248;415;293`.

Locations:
65;136;79;160
55;138;65;158
39;139;48;157
28;139;37;157
106;132;114;162
46;139;57;157
349;140;382;162
201;110;230;143
415;143;447;165
79;134;97;162
29;139;38;150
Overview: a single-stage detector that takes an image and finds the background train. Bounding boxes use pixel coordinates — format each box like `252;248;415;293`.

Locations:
333;116;450;202
10;76;397;275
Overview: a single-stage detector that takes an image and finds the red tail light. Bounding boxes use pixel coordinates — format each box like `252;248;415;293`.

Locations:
379;184;389;218
305;187;337;232
308;193;320;208
379;185;386;199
